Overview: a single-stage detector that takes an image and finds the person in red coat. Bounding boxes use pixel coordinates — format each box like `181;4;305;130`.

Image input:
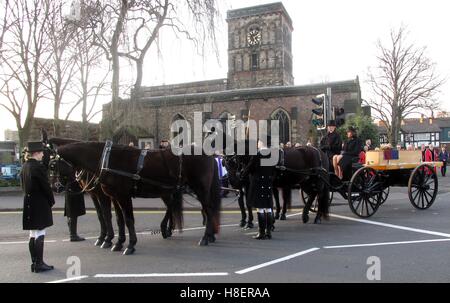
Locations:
424;144;434;162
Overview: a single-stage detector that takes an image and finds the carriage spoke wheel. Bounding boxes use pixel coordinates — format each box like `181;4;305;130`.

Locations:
408;164;438;210
380;186;390;205
301;189;334;213
348;167;383;218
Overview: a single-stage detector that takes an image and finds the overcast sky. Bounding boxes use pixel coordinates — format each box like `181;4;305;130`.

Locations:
1;0;449;140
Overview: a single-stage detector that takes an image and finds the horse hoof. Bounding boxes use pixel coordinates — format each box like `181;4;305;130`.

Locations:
280;214;287;221
101;241;112;249
111;244;123;252
161;230;168;239
208;235;216;243
302;214;309;224
314;217;322;224
94;239;104;247
167;229;173;238
123;247;136;255
274;213;280;220
239;220;246;228
198;238;209;246
244;222;254;230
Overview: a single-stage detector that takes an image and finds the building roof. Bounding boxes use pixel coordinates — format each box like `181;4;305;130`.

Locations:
128;78;361;108
0;141;16;150
226;2;293;28
378;118;444;134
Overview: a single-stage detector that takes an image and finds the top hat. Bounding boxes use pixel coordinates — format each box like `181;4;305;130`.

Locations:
328;120;337;127
27;141;45;153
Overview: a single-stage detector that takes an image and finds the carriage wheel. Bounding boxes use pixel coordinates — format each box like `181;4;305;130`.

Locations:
348;167;383;218
301;189;334;213
380;186;390;205
408;164;438;210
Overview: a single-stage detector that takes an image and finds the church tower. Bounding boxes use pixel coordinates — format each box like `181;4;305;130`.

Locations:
226;2;294;89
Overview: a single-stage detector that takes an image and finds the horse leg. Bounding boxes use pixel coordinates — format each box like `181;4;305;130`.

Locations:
119;197;137;255
280;187;291;221
244;186;254;229
314;185;330;225
100;197;114;249
273;187;281;219
111;199;126;252
302;191;316;224
91;195;106;247
237;189;247;228
160;196;173;239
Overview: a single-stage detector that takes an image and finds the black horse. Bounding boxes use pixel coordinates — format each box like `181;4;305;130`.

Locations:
45;137;128;251
47;140;221;255
231;142;330;225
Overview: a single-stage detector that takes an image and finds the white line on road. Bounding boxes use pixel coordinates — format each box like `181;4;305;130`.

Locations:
329;213;450;238
235;247;320;275
323;238;450;249
47;275;89;283
94;272;229;278
0;240;57;245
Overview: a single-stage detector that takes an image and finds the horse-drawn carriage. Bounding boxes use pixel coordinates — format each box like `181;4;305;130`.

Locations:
300;149;442;218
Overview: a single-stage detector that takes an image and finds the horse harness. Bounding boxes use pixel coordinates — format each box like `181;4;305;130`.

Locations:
98;140;184;194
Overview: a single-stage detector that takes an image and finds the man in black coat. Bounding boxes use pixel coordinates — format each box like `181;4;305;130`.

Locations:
242;139;276;240
64;181;86;242
21;142;55;273
320;120;342;170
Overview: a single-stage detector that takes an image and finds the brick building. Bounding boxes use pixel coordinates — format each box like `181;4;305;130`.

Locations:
103;2;362;148
28;118;100;142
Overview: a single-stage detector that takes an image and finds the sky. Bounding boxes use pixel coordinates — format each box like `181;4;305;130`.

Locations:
1;0;449;140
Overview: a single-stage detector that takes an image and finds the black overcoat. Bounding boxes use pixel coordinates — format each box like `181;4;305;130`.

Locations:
320;131;343;159
339;137;363;173
245;151;276;209
21;159;55;230
64;181;86;218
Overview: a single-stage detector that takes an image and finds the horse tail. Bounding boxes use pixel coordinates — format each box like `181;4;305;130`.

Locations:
211;159;222;234
171;187;184;231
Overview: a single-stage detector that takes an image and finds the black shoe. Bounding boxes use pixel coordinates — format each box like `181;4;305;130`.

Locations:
253;213;266;240
34;236;54;273
239;219;246;228
68;217;85;242
29;238;36;272
244;222;254;230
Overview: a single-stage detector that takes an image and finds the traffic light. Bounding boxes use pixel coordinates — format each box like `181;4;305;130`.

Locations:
311;94;327;130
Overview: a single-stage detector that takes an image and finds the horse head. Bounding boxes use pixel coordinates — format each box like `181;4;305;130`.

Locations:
48;155;76;194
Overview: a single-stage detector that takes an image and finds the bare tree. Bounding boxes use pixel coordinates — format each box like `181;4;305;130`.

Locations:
68;23;111;140
0;0;54;149
71;0;219;138
45;0;79;136
366;27;445;146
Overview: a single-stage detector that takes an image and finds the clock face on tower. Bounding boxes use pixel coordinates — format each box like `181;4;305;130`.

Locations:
247;29;262;46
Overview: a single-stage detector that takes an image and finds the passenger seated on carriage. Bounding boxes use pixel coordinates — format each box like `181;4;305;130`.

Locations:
333;126;363;180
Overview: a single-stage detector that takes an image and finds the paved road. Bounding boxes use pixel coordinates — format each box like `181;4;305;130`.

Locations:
1;176;450;283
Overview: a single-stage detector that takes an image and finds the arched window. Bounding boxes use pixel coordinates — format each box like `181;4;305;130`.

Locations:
271;109;291;144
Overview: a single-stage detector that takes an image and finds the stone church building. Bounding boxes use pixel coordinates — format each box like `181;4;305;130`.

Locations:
103;2;361;149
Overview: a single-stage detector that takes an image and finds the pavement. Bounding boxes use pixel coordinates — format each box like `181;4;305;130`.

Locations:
1;176;450;283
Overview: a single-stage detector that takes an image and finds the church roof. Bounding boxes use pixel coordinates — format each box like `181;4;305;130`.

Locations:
130;79;361;107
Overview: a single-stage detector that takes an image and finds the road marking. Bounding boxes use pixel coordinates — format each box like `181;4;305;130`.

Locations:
94;272;229;278
47;275;89;283
330;213;450;238
235;247;320;275
324;238;450;249
0;240;57;245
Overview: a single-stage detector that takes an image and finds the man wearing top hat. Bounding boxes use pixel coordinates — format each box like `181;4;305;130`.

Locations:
241;137;276;240
21;142;55;273
320;120;342;170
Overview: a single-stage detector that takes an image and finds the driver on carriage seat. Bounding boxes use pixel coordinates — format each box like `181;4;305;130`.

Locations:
333;126;363;180
319;120;342;171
